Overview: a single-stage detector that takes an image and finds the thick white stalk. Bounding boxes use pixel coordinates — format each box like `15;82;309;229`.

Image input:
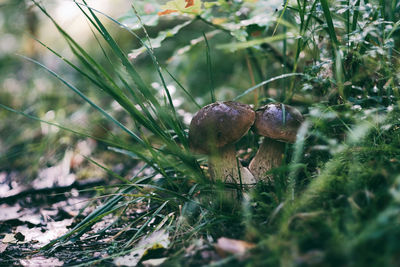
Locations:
208;145;256;187
249;137;285;182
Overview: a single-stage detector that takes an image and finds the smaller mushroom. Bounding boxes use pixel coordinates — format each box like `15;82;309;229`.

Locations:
189;101;256;187
249;103;303;182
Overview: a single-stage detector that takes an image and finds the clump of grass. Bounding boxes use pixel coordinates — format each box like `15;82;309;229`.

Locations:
7;0;210;255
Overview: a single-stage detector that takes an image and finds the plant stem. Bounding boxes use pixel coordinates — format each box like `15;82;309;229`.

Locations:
209;145;255;186
249;137;285;182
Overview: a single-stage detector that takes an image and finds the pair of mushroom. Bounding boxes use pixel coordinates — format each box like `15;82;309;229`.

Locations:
188;102;303;187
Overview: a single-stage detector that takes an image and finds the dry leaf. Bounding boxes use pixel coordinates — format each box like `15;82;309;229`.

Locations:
2;234;17;244
158;0;201;16
114;230;170;266
20;256;63;266
158;9;178;16
33;150;75;190
185;0;194;8
141;257;168;266
215;237;255;257
0;204;21;221
0;243;8;253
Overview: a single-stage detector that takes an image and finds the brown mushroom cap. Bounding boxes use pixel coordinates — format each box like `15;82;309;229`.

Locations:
189;101;255;154
253;103;303;143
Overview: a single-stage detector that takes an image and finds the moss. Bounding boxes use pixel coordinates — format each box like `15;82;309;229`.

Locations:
246;110;400;265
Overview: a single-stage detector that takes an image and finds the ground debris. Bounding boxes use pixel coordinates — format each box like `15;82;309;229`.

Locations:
114;230;170;266
215;237;255;257
0;179;97;265
20;256;64;266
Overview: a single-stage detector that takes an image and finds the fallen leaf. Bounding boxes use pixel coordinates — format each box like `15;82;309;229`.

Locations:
0;243;8;253
33;150;75;190
0;204;21;221
20;256;63;266
0;172;27;198
15;219;73;247
215;237;255;257
141;257;168;266
0;203;43;226
2;234;17;244
114;230;170;266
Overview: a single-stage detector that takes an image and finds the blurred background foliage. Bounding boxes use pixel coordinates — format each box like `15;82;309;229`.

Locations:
0;0;400;265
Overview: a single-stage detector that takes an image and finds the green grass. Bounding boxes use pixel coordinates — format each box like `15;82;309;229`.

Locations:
251;110;400;266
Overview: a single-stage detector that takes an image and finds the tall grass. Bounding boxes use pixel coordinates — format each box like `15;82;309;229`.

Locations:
17;0;210;252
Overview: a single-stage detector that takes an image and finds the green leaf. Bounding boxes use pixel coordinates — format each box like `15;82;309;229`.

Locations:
319;0;339;48
203;1;220;8
119;1;161;30
128;20;192;59
217;33;292;51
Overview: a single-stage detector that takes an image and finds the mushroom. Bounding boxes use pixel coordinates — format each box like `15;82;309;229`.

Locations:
189;101;256;187
249;103;303;182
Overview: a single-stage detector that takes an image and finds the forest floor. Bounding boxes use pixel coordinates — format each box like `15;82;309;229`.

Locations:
0;169;232;266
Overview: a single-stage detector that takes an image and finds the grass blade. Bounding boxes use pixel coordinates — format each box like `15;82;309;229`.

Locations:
164;68;201;109
351;0;361;32
203;32;215;102
124;201;169;248
18;55;144;145
319;0;339;48
233;73;304;101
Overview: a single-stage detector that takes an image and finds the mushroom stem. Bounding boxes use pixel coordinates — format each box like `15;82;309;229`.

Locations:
249;137;285;182
208;145;255;186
